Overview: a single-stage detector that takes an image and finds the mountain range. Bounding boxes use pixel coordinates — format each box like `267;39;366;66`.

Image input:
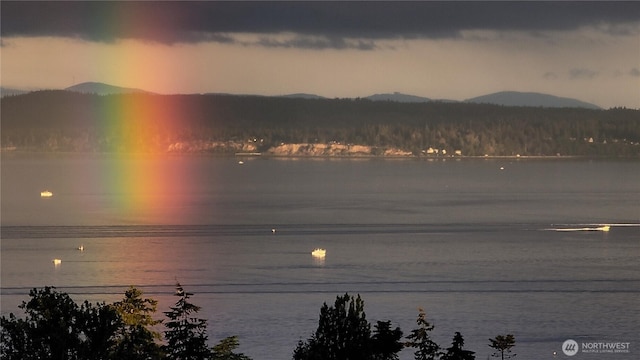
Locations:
1;82;602;109
0;87;29;97
465;91;601;110
64;82;150;95
364;92;431;103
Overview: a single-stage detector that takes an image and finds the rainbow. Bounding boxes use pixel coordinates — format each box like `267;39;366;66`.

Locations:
95;94;187;153
87;93;199;223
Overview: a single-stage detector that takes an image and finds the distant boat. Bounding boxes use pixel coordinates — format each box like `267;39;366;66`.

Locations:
312;248;326;258
552;224;611;232
52;259;62;265
77;245;84;251
40;190;53;197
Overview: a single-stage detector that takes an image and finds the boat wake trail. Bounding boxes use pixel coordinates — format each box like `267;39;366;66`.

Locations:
547;225;611;232
544;223;640;232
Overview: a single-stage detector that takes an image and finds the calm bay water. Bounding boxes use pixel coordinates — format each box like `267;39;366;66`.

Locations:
1;153;639;359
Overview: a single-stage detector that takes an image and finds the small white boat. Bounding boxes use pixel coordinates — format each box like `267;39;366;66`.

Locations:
77;245;84;251
552;224;611;232
40;190;53;197
52;259;62;265
311;248;326;258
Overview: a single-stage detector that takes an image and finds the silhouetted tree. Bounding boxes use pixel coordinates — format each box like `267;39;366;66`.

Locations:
0;287;123;360
292;339;314;360
110;286;163;360
488;334;516;360
442;332;475;360
405;308;440;360
211;336;252;360
1;312;36;359
163;283;211;359
0;287;83;359
77;300;122;359
294;293;371;360
294;293;404;360
370;320;404;360
1;285;256;360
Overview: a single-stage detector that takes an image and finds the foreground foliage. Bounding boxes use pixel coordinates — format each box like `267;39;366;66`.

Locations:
405;308;441;360
488;334;516;360
1;287;514;360
293;293;404;360
442;332;476;360
163;284;211;359
111;286;163;359
0;285;249;360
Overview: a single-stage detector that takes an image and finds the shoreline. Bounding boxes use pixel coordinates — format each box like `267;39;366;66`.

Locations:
2;148;637;160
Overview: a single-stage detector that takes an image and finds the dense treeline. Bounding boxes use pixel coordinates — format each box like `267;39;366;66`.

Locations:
0;285;250;360
2;91;638;156
1;286;515;360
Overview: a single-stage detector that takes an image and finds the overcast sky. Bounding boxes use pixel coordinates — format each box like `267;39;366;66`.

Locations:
2;1;639;108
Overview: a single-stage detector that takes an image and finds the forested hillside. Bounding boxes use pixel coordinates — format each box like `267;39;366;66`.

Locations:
2;91;638;157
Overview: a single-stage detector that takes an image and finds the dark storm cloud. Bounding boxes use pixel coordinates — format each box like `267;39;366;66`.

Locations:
2;1;639;48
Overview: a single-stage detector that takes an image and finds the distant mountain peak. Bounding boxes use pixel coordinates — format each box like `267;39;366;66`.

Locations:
279;93;327;100
365;92;431;103
0;87;29;97
465;91;601;109
65;82;150;95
